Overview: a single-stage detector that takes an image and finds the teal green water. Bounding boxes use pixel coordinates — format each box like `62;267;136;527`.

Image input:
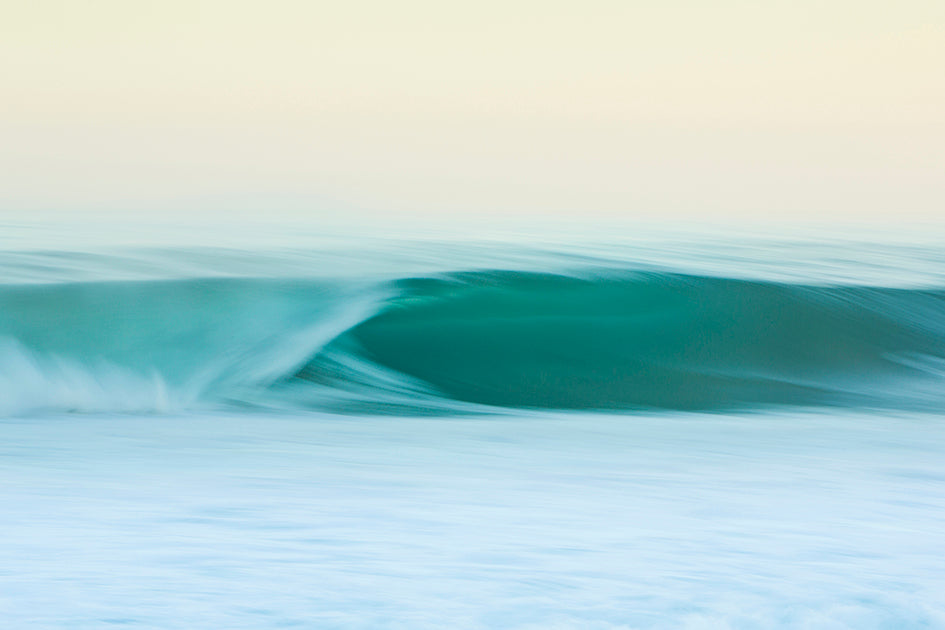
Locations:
330;271;945;410
1;266;943;415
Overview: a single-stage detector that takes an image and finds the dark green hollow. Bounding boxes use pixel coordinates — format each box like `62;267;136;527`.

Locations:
319;271;945;410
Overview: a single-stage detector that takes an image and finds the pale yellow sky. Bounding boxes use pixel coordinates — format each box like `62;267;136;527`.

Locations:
2;0;943;221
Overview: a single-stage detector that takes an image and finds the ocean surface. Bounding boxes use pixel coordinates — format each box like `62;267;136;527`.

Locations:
2;217;945;628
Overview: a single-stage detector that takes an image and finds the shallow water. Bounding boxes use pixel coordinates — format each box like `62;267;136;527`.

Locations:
3;409;945;629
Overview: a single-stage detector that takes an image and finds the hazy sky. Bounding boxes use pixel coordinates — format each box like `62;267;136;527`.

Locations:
2;0;943;222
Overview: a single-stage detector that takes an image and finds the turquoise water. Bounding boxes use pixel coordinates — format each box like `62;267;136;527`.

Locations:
2;218;944;628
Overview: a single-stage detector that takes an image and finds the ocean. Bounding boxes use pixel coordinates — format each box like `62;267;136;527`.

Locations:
2;217;945;628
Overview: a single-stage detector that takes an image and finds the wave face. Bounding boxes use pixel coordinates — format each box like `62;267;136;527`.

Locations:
2;271;945;415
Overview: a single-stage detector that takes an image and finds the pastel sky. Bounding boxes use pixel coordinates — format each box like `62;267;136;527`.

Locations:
2;0;943;222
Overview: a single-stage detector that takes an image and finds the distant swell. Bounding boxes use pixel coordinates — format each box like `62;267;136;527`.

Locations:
2;271;945;416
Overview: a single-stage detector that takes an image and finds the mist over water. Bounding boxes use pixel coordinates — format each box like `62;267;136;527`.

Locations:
2;217;945;628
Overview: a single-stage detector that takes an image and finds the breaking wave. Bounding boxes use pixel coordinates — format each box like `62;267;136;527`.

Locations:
2;271;944;416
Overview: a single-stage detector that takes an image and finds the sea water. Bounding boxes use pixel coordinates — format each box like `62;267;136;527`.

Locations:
1;217;944;628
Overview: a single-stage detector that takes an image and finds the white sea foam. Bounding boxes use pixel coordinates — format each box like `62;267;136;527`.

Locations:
1;409;944;628
0;338;182;416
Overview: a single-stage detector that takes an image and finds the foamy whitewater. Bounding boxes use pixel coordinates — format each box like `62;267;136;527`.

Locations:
2;218;945;628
